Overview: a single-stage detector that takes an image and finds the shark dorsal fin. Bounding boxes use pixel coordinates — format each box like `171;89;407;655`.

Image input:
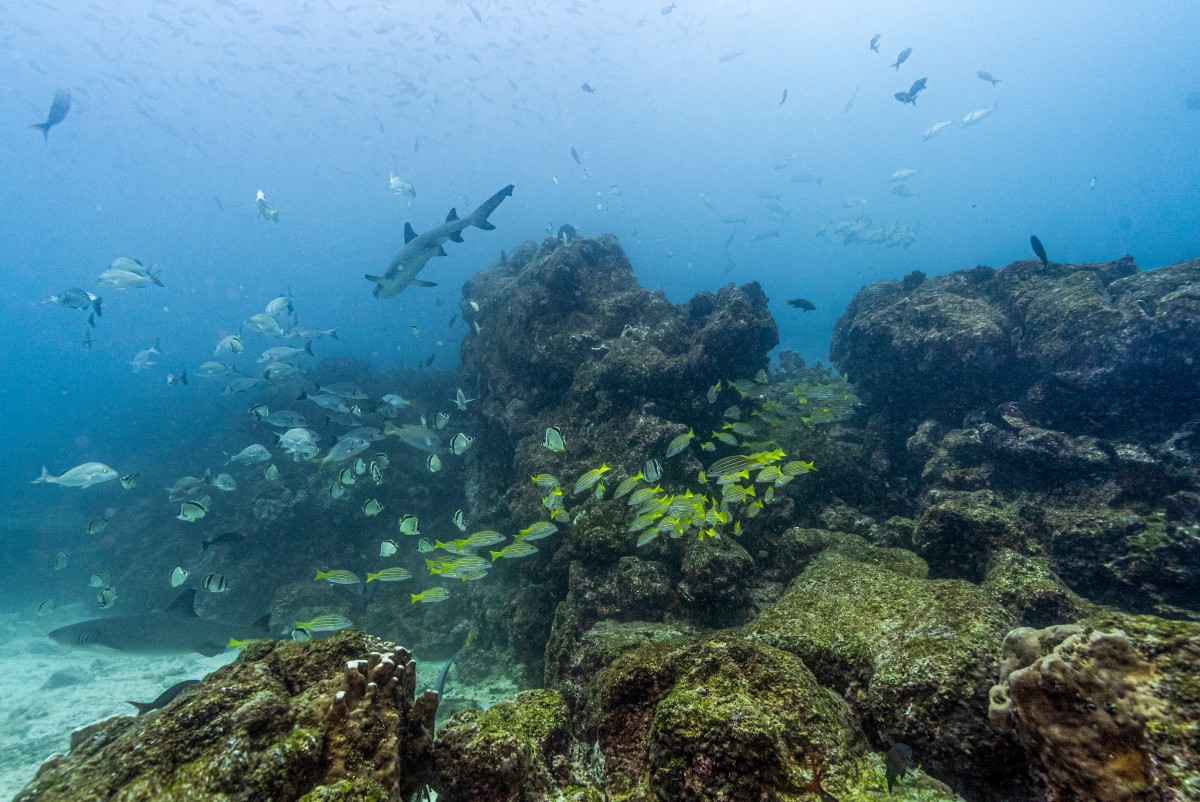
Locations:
404;223;417;244
166;589;200;617
445;208;459;223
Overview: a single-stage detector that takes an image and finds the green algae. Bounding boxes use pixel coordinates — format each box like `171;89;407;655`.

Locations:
742;535;1022;797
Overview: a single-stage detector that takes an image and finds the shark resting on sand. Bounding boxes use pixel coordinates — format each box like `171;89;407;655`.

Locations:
367;184;514;299
48;589;271;657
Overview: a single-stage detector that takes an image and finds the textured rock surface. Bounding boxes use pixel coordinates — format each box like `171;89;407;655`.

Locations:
433;688;590;802
831;256;1200;437
989;615;1200;801
587;637;869;801
456;234;781;667
743;537;1033;800
15;631;437;801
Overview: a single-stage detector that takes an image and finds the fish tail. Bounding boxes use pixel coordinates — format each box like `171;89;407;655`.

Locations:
469;184;514;231
30;122;50;141
32;466;50;484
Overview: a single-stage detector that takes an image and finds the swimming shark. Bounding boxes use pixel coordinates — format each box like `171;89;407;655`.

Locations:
367;184;514;299
48;590;271;657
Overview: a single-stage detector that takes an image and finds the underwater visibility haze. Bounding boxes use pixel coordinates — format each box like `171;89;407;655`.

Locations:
3;1;1200;800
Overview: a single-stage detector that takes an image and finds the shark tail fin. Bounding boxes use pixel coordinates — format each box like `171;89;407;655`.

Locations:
469;184;514;231
127;700;155;715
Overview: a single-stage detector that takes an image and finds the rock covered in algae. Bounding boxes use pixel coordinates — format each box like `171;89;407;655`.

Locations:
831;255;1200;438
433;688;594;802
586;637;869;800
15;630;437;801
456;233;780;657
743;534;1036;800
989;613;1200;801
462;235;777;420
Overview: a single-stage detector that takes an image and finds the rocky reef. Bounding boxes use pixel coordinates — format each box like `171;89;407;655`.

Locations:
16;630;437;801
20;241;1200;801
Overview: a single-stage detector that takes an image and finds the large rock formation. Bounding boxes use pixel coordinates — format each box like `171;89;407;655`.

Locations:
831;256;1200;438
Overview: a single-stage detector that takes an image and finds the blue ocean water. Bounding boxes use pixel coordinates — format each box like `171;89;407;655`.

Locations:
2;0;1199;601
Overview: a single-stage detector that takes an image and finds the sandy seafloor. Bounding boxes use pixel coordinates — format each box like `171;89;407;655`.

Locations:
0;603;514;798
0;603;237;797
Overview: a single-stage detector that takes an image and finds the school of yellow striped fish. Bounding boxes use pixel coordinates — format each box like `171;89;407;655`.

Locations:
35;284;857;644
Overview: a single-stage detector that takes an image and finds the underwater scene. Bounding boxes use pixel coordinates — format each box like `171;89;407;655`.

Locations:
3;0;1200;800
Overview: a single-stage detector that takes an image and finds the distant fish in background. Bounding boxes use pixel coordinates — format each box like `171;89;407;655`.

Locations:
778;88;788;108
581;82;595;93
922;119;953;140
786;298;816;311
961;101;998;127
389;173;416;198
843;85;859;113
1030;235;1049;266
661;1;677;14
870;33;881;53
570;146;581;165
255;190;280;222
890;47;912;70
977;70;1001;87
31;88;70;141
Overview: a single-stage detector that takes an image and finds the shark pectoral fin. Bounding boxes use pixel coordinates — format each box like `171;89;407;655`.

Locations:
434;245;448;257
475;221;496;231
448;231;465;243
445;208;459;223
404;223;417;244
365;274;384;284
412;279;437;288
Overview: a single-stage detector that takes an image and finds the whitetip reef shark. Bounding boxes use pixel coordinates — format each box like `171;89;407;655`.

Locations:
48;589;272;656
367;184;514;299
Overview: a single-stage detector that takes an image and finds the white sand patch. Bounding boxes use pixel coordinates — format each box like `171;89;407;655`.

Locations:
0;605;235;798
